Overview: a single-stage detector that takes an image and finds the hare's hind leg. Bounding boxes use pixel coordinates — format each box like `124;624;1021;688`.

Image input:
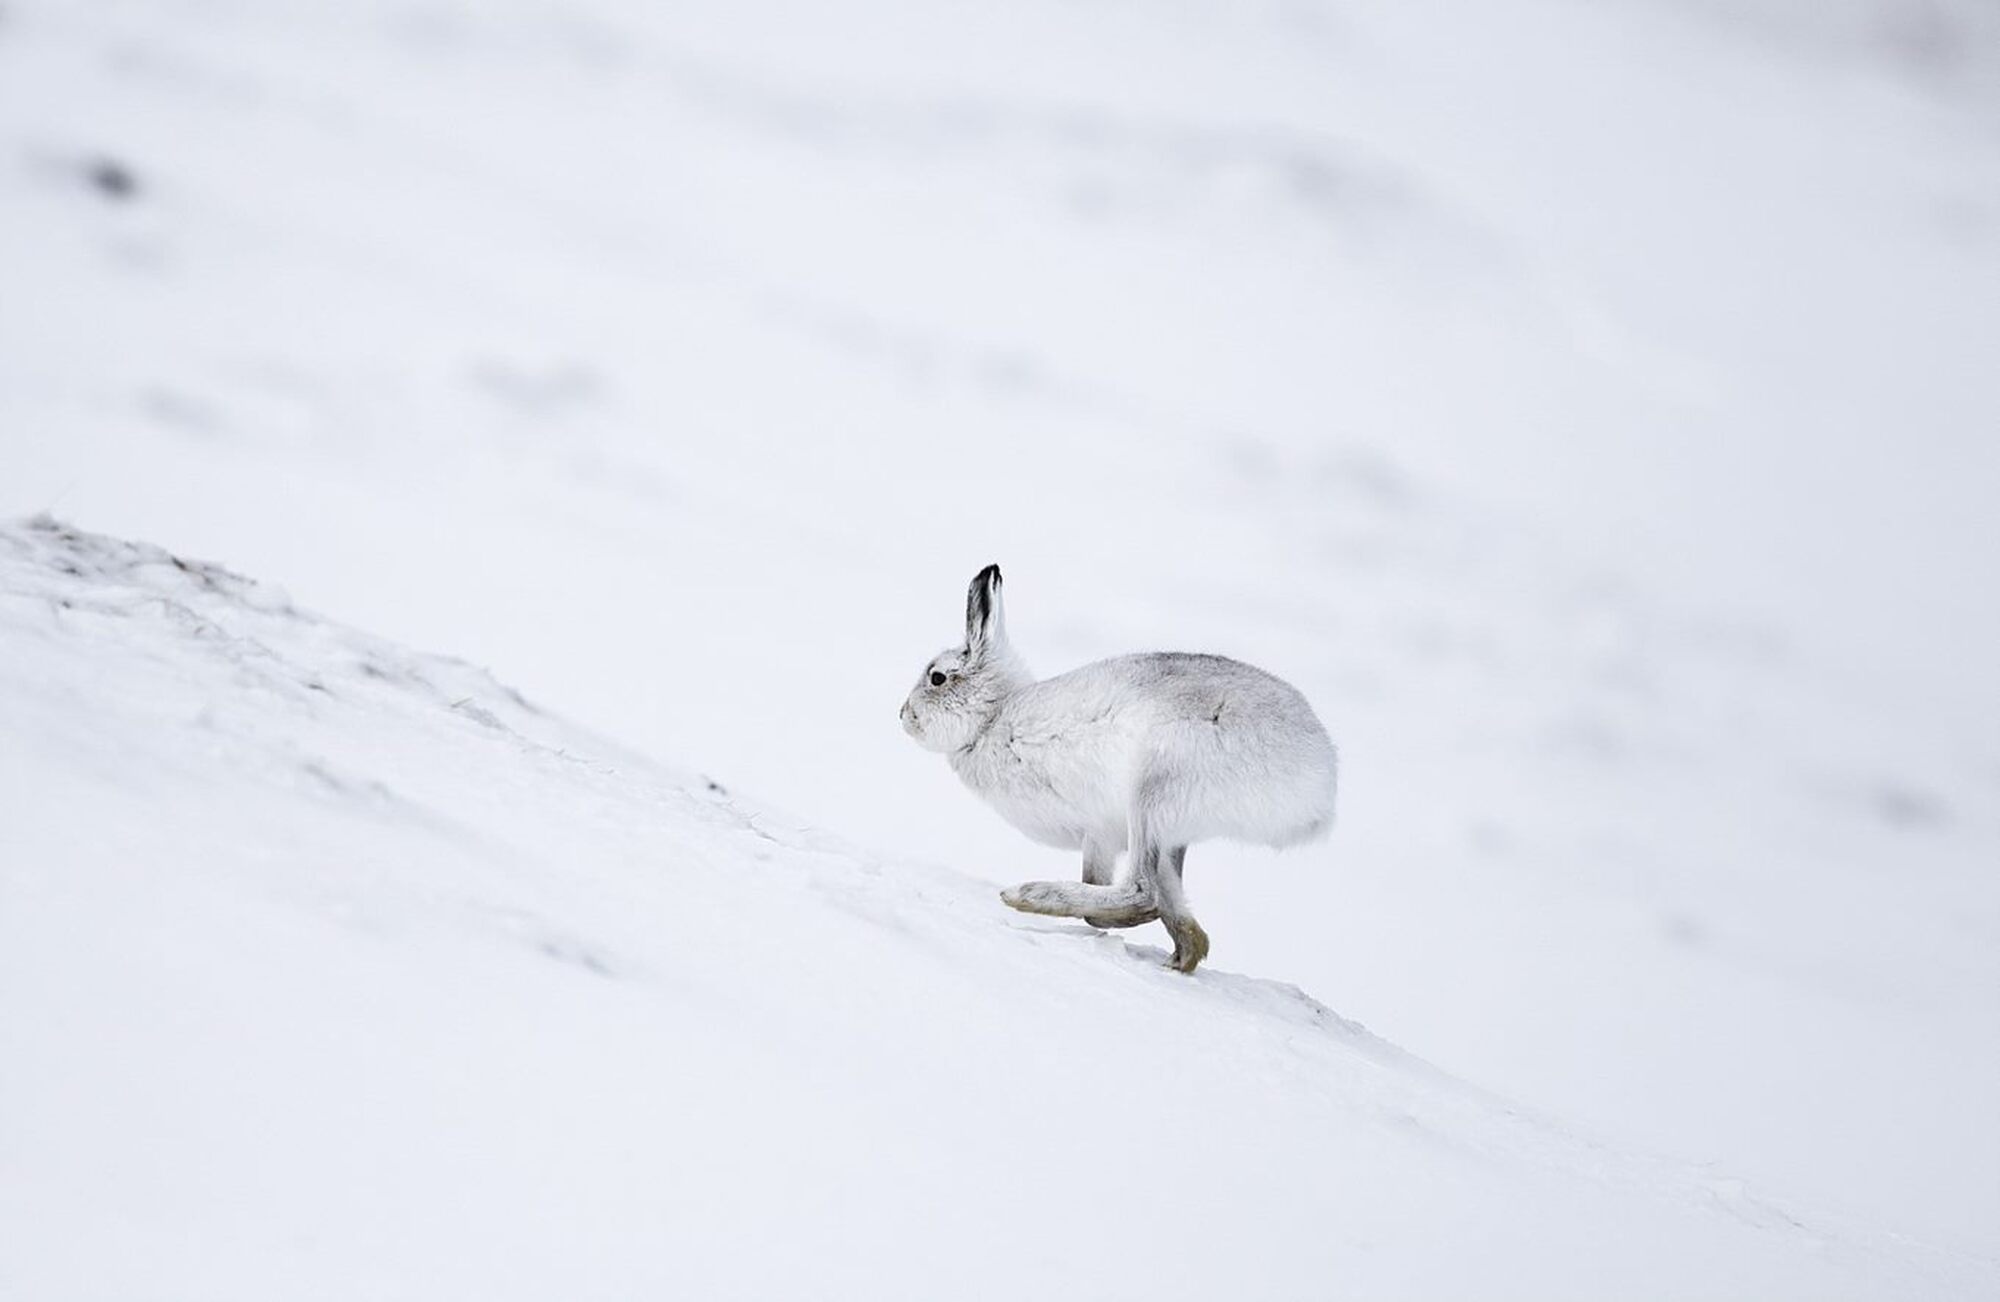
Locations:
1084;843;1186;931
1000;878;1155;924
1075;833;1155;929
1002;834;1156;921
1002;814;1205;971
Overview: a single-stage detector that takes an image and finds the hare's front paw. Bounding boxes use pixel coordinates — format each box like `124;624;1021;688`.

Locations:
1168;919;1211;974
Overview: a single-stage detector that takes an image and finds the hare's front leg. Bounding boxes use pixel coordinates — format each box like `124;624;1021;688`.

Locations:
1150;844;1207;973
1127;779;1208;972
1081;837;1116;887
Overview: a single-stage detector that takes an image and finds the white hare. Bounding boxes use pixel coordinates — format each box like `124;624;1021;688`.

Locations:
900;565;1338;973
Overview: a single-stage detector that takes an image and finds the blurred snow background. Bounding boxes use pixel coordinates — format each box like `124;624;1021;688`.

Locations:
4;0;1998;1288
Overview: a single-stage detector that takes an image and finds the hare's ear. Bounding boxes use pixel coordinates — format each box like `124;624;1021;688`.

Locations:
964;563;1006;658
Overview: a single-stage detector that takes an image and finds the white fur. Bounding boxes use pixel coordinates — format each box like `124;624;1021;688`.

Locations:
901;566;1337;972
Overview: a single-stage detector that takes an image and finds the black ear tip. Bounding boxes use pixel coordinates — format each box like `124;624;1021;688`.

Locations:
965;564;1004;638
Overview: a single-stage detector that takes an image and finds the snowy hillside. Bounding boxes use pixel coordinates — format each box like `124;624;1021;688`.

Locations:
4;0;1999;1291
0;515;1989;1300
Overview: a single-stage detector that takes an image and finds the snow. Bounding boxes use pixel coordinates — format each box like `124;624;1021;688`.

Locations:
1;515;1989;1299
3;0;1998;1293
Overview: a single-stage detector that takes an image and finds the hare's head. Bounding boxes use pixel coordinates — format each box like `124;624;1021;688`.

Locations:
901;563;1025;752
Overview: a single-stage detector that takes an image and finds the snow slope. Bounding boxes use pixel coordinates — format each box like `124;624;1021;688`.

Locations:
4;0;2000;1281
0;515;1989;1300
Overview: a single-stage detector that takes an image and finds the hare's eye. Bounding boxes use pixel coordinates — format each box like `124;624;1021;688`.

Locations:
929;671;947;687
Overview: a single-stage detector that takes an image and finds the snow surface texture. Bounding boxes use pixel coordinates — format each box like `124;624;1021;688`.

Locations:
0;516;1990;1299
3;0;1998;1293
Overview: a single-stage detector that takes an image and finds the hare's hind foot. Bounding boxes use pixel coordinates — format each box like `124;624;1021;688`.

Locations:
1001;879;1155;925
999;881;1069;914
1166;917;1210;974
998;877;1201;970
1085;908;1159;930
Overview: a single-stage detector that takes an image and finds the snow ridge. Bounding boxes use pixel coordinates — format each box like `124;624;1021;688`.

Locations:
2;516;1992;1300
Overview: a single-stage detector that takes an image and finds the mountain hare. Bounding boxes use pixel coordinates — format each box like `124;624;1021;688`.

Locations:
901;565;1338;973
